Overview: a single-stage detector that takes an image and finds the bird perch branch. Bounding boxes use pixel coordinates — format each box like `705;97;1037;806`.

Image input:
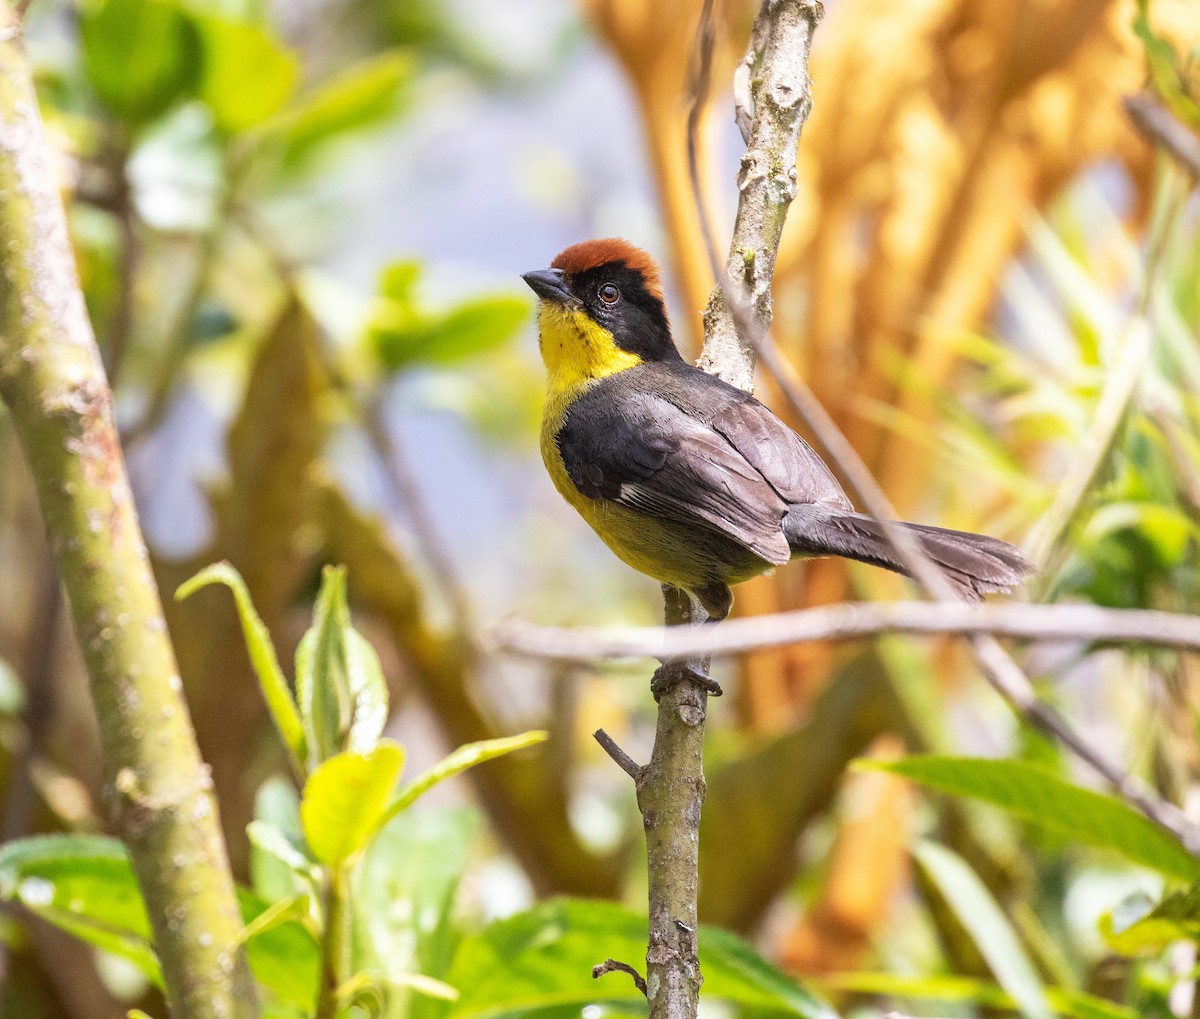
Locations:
491;600;1200;663
609;6;824;1019
0;9;257;1016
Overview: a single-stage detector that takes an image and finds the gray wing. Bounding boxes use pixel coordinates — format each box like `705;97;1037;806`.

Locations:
556;386;792;565
629;361;854;511
707;397;852;511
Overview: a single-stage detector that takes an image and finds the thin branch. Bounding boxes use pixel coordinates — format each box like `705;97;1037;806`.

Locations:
593;728;642;781
0;10;258;1016
593;958;648;997
697;0;824;392
733;5;770;146
491;600;1200;663
623;7;825;1019
1126;92;1200;179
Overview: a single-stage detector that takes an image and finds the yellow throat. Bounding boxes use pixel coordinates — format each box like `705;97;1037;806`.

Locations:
537;302;643;409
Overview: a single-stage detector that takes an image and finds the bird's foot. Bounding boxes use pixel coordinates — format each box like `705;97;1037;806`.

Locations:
651;661;723;701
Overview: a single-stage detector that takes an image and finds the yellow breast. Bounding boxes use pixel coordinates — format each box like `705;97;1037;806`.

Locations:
535;303;713;590
536;300;640;500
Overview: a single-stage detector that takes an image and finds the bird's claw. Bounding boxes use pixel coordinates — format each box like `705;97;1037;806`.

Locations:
651;662;723;701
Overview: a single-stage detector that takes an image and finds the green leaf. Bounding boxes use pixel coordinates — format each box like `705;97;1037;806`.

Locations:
0;835;318;1008
195;14;298;133
862;756;1200;881
295;565;388;767
247;821;314;880
296;566;350;765
240;894;312;944
354;807;480;1019
821;972;1136;1019
1082;502;1197;567
300;742;405;865
81;0;202;125
176;562;306;771
377;731;547;832
256;51;414;172
0;835;159;985
344;630;389;754
250;778;305;903
1133;0;1200;130
338;971;459;1006
379;261;421;303
238;887;321;1009
914;840;1053;1019
446;899;838;1019
1101;881;1200;955
371;295;529;372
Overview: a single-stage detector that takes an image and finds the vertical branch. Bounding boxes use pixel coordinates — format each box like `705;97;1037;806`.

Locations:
623;4;825;1019
638;587;710;1019
0;9;258;1018
699;0;824;391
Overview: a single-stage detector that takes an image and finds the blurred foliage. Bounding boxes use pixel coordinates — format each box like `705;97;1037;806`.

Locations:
2;0;1200;1018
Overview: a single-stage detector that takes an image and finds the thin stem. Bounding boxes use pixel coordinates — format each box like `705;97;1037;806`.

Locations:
97;133;137;385
315;865;349;1019
1126;93;1200;179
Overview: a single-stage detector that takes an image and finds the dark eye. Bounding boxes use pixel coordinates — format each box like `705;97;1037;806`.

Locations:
598;282;620;305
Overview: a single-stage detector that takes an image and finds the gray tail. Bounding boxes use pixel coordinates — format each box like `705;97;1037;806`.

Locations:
784;504;1034;601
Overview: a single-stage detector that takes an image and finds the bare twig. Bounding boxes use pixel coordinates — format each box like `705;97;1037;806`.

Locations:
1126;92;1200;179
593;728;642;781
491;600;1200;663
698;0;824;392
121;150;245;448
593;958;649;997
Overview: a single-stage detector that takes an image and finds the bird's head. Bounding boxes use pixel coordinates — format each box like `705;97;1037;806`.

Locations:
523;239;680;389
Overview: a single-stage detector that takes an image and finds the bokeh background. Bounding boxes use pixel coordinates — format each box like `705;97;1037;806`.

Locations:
2;0;1200;1016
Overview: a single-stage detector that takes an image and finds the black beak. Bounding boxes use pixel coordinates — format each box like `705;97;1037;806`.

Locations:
522;268;574;304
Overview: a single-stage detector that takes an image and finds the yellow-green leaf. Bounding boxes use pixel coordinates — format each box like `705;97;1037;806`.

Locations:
195;14;298;133
301;743;405;865
176;562;305;771
376;731;547;833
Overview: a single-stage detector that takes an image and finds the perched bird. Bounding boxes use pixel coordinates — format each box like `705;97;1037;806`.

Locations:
523;238;1032;630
